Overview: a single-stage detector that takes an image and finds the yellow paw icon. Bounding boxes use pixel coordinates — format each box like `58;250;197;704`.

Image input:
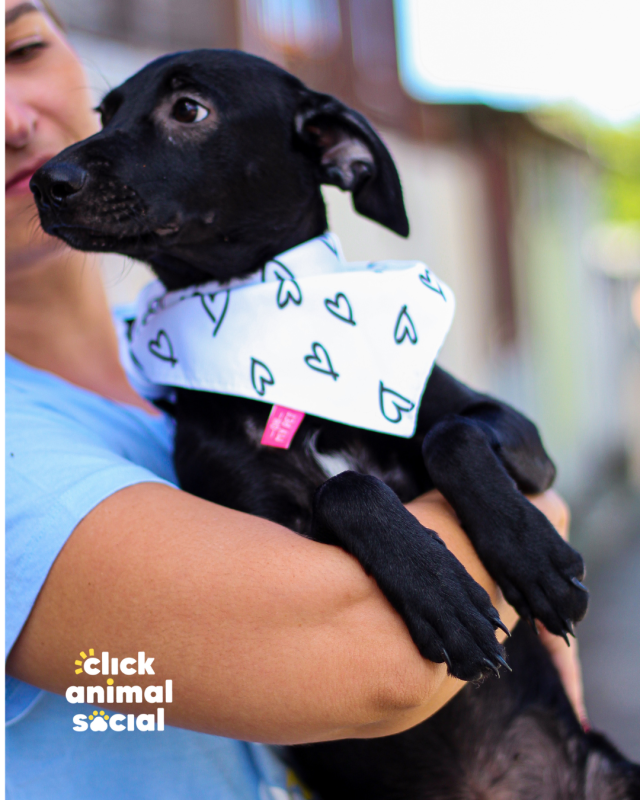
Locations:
88;709;110;731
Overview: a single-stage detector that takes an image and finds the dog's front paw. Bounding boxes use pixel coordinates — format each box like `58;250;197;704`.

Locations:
311;472;510;682
477;501;588;640
387;530;509;682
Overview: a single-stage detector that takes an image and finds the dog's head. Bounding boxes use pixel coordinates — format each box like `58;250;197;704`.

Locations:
30;49;408;289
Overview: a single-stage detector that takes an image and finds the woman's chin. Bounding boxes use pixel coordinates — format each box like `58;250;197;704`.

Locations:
5;224;71;276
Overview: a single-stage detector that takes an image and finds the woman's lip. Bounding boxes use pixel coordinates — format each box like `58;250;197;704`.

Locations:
5;155;55;197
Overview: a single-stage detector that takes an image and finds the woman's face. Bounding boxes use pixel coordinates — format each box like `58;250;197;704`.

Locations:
5;0;99;273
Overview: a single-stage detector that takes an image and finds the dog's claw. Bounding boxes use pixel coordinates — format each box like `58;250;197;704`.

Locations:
441;648;452;672
559;630;571;647
563;618;576;638
482;658;501;679
570;577;589;593
492;616;511;637
496;654;512;673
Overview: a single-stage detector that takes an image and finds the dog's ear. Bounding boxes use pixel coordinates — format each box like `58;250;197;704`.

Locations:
295;93;409;237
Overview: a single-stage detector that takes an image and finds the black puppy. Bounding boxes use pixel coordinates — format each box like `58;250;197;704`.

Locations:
31;50;639;797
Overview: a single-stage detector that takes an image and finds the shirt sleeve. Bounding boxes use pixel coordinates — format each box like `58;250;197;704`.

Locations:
5;395;174;661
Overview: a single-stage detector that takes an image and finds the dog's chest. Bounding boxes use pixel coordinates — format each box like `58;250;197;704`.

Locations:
172;390;429;535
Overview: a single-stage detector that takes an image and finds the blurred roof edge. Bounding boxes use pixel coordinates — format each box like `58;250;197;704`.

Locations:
53;0;595;157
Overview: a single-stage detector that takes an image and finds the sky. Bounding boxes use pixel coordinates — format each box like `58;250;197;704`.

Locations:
395;0;640;124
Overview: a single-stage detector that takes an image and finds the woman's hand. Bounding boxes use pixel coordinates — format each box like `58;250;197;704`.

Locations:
409;489;587;728
537;621;588;728
527;492;588;728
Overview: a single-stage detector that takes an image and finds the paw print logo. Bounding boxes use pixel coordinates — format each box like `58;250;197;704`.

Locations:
88;710;110;731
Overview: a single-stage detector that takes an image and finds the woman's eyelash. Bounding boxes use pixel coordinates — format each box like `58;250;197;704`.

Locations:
7;41;48;63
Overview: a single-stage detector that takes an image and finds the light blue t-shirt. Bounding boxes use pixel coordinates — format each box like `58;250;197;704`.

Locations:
5;353;307;800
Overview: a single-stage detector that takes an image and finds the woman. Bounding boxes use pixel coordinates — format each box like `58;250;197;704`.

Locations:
5;2;586;797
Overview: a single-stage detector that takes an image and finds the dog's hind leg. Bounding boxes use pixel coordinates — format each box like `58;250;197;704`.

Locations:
310;471;507;681
421;415;589;639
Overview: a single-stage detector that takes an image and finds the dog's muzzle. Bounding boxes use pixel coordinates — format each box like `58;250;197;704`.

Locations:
30;162;88;209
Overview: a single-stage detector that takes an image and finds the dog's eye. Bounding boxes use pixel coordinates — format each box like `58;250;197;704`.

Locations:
171;98;209;124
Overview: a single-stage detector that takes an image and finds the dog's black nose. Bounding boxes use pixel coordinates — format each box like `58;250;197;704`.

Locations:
30;162;87;206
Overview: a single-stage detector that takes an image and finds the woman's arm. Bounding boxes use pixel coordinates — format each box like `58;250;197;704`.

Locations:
7;484;563;744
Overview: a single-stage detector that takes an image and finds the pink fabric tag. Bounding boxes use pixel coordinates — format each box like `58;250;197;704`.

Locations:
260;405;306;449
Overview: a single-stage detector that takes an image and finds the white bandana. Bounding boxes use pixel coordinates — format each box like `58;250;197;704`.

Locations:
127;233;455;438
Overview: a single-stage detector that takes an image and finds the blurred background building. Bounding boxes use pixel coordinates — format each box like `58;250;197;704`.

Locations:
50;0;640;757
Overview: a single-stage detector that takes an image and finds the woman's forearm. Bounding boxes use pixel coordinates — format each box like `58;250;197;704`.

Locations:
7;483;564;744
6;483;445;742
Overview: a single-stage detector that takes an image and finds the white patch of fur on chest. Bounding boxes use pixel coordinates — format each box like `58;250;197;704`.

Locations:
306;432;414;495
311;448;357;479
304;432;359;479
